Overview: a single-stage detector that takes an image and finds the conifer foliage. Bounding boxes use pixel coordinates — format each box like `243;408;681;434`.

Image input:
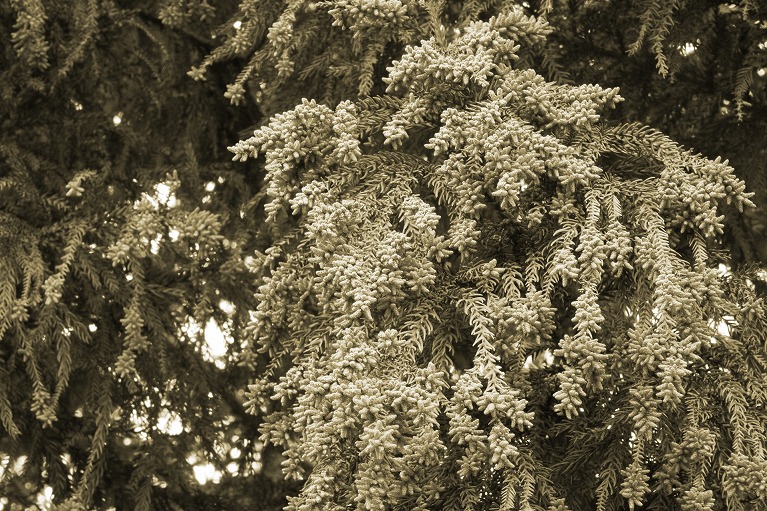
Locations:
539;0;767;268
1;1;290;509
224;4;765;511
1;1;766;511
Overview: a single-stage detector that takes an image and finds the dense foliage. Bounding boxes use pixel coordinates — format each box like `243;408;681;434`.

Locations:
1;1;765;510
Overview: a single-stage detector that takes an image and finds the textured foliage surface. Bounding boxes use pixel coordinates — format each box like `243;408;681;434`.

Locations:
1;1;766;511
227;8;766;511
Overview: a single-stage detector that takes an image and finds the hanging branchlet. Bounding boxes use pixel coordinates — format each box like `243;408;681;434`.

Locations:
73;380;115;507
10;0;50;71
619;440;651;511
114;277;148;381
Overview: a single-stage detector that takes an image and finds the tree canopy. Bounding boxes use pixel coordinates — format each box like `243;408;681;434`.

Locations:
0;1;765;511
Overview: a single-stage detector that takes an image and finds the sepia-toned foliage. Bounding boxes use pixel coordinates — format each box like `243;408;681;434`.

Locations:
1;1;766;510
1;1;297;509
